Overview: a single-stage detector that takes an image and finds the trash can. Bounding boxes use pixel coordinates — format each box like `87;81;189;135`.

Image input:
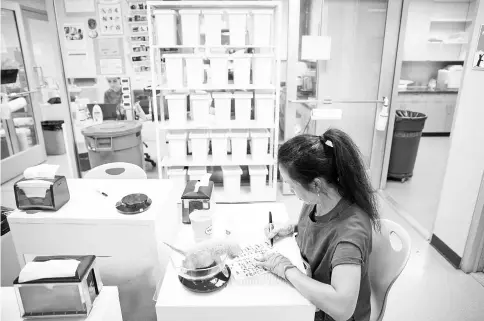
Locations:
388;110;427;182
81;121;144;169
41;120;66;155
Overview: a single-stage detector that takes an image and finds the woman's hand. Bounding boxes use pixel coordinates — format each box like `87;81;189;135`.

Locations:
254;252;295;280
264;222;295;242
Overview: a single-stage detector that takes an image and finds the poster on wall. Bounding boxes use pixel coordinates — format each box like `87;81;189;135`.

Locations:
98;38;122;56
64;0;95;13
63;24;87;51
473;25;484;71
98;1;124;36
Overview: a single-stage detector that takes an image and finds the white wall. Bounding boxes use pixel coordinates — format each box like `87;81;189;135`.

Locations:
433;0;484;257
14;0;46;11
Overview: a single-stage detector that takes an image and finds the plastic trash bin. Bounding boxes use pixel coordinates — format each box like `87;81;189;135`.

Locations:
41;121;66;155
388;110;427;182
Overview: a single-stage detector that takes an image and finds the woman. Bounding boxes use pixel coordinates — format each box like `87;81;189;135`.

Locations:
256;128;380;321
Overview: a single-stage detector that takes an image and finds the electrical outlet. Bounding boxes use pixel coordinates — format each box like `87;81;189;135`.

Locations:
311;108;343;120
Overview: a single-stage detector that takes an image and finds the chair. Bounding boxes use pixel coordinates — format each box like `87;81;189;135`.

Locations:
369;219;411;321
84;162;147;179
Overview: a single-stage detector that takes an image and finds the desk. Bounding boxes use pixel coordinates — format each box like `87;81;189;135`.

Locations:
8;179;179;321
156;203;315;321
1;286;123;321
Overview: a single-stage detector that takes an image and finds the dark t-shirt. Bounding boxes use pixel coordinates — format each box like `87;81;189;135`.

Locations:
296;199;373;321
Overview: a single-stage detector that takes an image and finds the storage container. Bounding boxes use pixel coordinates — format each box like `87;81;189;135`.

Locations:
165;94;188;125
189;130;210;161
190;93;211;124
209;55;229;86
252;10;273;46
188;166;207;182
229;129;249;160
212;92;233;123
222;166;242;196
233;92;252;122
166;130;188;161
180;9;201;46
154;10;177;46
15;128;30;152
185;55;205;87
210;130;228;161
249;165;268;194
167;166;187;199
41;121;66;155
203;10;223;45
252;55;273;86
232;54;252;86
250;129;270;160
228;10;248;46
254;93;275;124
164;54;184;88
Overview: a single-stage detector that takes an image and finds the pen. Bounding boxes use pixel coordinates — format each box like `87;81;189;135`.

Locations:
269;211;273;247
96;189;108;197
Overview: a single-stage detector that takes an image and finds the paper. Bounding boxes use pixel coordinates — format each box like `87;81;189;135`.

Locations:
64;0;94;13
301;35;331;61
19;259;80;283
98;2;123;35
23;164;59;179
473;25;484;70
100;58;123;75
63;24;86;51
98;38;121;56
228;242;277;280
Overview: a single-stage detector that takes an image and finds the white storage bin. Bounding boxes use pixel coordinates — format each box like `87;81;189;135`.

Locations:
252;10;273;46
254;93;275;124
188;166;207;182
190;93;212;124
249;165;268;194
189;130;210;161
203;10;223;45
180;9;201;46
154;10;177;46
210;130;228;161
185;55;205;87
233;92;252;122
229;129;249;161
252;55;273;86
232;54;252;87
212;92;233;123
164;54;184;88
228;10;248;45
166;131;188;160
222;166;242;196
209;55;229;86
166;94;188;125
250;129;270;160
167;166;187;199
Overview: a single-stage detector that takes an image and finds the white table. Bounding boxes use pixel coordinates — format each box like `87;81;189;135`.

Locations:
1;286;123;321
8;179;179;321
156;203;315;321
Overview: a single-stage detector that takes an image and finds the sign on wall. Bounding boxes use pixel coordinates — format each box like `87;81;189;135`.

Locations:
98;1;124;35
473;25;484;71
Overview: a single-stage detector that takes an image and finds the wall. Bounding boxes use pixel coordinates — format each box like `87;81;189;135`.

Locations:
433;0;484;259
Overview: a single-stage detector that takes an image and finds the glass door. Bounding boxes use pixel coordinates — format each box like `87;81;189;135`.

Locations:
1;2;46;184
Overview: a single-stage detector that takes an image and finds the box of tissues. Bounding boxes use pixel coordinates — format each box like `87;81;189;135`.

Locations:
181;174;214;224
13;255;103;319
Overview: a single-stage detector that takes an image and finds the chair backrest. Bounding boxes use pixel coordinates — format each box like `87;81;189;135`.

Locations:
84;162;147;179
369;219;411;321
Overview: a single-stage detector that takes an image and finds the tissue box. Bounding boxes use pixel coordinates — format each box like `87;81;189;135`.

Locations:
13;255;102;319
181;180;214;224
14;176;70;211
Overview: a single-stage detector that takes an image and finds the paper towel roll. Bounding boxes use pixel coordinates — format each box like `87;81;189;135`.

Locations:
8;97;27;112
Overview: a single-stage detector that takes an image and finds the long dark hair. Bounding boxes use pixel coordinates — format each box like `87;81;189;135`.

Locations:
279;128;380;231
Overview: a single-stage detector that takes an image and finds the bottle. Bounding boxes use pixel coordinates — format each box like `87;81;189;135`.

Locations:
92;104;103;124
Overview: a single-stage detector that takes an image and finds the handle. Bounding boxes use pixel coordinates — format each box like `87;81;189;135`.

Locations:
289;97;389;105
87;137;113;151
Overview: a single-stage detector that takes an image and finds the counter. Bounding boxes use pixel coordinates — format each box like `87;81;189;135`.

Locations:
398;88;458;94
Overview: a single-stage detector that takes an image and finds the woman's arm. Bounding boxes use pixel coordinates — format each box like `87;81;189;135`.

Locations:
285;264;361;321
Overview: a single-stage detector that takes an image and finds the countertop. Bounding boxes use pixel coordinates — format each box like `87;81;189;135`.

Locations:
399;88;458;94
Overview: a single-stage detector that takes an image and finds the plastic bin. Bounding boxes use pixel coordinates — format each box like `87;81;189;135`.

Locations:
185;55;205;87
189;130;209;161
154;10;177;46
229;129;249;160
388;110;427;182
234;92;252;122
164;54;184;88
254;93;275;124
166;130;188;161
203;10;223;45
188;166;207;182
210;130;228;161
252;55;273;86
212;92;233;123
250;129;270;160
166;94;188;125
180;9;201;46
209;55;229;86
249;165;268;194
252;10;273;46
167;166;187;199
15;128;30;152
228;10;248;45
41;121;66;155
232;54;252;86
82;121;143;168
190;93;211;124
222;166;242;196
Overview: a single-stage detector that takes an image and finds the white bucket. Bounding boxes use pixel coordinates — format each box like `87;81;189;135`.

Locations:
167;166;187;199
190;93;212;124
212;92;233;123
189;130;210;161
209;55;229;86
203;10;223;46
15;128;30;151
165;94;188;126
252;10;273;46
188;166;207;182
222;166;242;196
250;129;270;160
154;10;177;46
185;55;205;87
229;129;249;161
232;54;252;87
254;93;275;125
210;130;228;161
180;9;201;46
166;131;188;161
249;165;268;194
228;10;248;46
252;55;273;86
164;54;184;88
233;92;252;122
